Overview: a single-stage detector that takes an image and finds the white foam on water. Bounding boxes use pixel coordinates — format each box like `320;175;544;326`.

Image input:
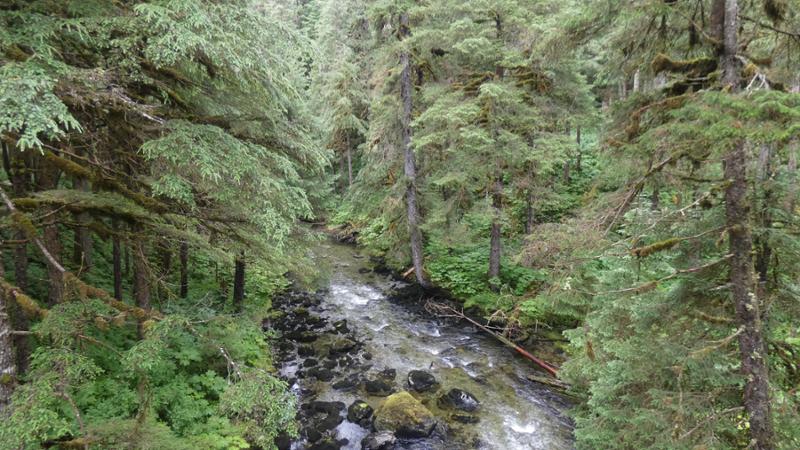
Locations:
336;420;369;449
506;417;539;434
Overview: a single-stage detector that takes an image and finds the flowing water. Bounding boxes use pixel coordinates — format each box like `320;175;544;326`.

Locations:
277;239;574;450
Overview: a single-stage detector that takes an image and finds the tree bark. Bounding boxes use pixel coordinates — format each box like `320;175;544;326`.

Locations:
2;142;30;374
488;176;503;286
3;143;29;292
112;221;123;300
755;145;773;283
36;155;63;306
720;0;740;88
132;232;150;338
346;135;353;188
399;12;429;288
71;176;92;273
233;253;245;312
576;125;582;172
0;275;16;417
179;242;189;299
632;69;641;92
525;189;535;235
724;143;774;450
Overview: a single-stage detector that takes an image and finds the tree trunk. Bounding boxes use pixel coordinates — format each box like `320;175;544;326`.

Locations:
71;176;92;273
346;135;353;188
35;156;63;306
179;242;189;299
720;0;740;87
133;233;150;338
233;253;245;312
0;276;16;417
786;142;797;214
632;69;641;92
488;176;502;286
525;189;535;235
755;145;773;283
2;143;30;374
112;222;123;300
4;145;29;292
724;143;774;450
399;12;429;288
576;125;582;172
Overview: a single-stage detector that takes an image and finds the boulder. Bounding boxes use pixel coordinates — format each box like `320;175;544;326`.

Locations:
438;388;480;412
374;391;437;439
407;370;438;392
347;400;374;427
361;431;396;450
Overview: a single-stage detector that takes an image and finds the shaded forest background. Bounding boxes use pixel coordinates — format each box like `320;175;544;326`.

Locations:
1;0;799;449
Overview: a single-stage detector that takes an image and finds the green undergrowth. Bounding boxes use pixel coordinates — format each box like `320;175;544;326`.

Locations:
0;234;296;450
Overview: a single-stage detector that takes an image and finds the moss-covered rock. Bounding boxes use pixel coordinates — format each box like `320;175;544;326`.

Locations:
374;391;436;438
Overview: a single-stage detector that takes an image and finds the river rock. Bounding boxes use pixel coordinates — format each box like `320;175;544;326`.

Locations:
303;358;319;367
309;367;335;382
347;400;374;426
374;391;437;439
333;319;349;334
286;330;317;343
274;432;291;450
329;337;357;354
450;413;480;424
308;437;348;450
364;378;394;396
407;370;438;392
438;388;480;412
333;375;360;391
361;431;396;450
298;344;316;356
379;368;396;380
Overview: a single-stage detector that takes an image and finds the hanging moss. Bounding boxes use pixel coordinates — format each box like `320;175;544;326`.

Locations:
631;238;681;258
651;53;717;78
44;152;169;214
10;210;39;241
1;280;48;318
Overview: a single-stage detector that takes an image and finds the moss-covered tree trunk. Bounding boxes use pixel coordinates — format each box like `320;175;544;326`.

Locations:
112;221;123;300
0;269;16;416
35;156;63;306
399;12;429;288
179;242;189;299
720;2;773;447
488;175;502;286
133;231;150;338
233;253;245;312
71;174;92;273
724;143;774;450
2;142;30;374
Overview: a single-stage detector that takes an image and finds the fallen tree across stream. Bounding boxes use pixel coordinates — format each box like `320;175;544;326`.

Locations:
426;301;562;378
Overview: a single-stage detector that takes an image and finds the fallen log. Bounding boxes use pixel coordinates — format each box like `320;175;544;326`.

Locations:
527;374;570;390
426;301;560;377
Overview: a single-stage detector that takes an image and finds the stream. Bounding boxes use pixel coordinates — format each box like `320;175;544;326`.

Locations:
272;239;574;450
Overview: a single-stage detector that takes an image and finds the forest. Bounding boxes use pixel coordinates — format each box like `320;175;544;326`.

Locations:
0;0;798;449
